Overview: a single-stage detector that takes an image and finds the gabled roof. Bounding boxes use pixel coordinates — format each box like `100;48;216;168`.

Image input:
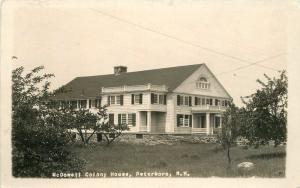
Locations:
52;64;203;100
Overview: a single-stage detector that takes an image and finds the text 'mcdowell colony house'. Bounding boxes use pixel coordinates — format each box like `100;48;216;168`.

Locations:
52;64;232;138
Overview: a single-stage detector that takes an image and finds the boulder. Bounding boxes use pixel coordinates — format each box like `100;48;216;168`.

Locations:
237;162;255;171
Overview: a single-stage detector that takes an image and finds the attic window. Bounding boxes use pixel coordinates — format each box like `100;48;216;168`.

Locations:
196;77;210;89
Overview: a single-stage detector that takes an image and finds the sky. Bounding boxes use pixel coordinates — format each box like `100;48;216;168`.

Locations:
10;0;287;107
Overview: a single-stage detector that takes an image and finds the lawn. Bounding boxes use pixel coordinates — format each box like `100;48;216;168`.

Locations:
72;143;285;178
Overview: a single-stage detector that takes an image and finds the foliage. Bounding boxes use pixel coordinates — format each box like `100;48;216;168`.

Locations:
240;71;287;147
217;103;241;164
98;107;129;146
12;66;85;177
57;105;129;146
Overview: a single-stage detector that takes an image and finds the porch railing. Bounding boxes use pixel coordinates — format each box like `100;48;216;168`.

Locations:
191;105;227;111
101;84;168;93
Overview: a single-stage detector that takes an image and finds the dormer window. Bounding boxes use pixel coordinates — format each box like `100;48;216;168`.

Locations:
196;77;210;90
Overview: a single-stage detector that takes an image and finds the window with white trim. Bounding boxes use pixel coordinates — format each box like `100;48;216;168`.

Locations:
196;77;210;90
116;95;121;104
151;93;166;105
177;114;192;127
110;96;116;105
134;94;141;104
121;114;126;124
108;95;122;105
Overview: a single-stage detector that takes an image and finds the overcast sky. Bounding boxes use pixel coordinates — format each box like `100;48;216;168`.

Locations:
11;0;287;106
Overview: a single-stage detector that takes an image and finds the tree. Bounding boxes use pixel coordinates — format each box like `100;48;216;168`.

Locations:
58;105;129;146
57;106;103;145
218;103;240;164
12;66;85;177
240;71;287;147
98;108;129;146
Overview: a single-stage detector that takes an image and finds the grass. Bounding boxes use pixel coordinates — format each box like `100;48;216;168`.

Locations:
72;143;285;178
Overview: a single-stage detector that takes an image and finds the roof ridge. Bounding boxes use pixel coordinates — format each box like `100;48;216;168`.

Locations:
76;63;203;78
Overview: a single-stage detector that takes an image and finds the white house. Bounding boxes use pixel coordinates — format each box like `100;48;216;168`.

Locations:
52;64;231;136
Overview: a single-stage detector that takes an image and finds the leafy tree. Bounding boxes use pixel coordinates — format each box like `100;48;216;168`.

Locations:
218;103;240;164
98;107;129;146
57;107;102;145
12;66;85;177
57;105;129;146
240;71;287;147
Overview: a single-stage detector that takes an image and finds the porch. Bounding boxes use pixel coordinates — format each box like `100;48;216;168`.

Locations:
192;113;222;135
138;111;166;134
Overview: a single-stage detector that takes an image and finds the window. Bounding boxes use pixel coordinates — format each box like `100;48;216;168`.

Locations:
196;76;210;90
128;113;136;126
110;96;116;105
202;98;206;105
153;94;158;104
116;95;121;104
159;95;164;104
109;114;114;125
108;95;123;105
94;98;101;108
215;99;219;106
222;100;225;106
79;100;87;109
177;114;184;126
184;115;189;126
134;94;140;104
177;114;192;127
151;93;166;105
177;95;191;106
184;96;189;106
118;113;136;126
179;96;184;105
121;114;127;124
132;94;143;104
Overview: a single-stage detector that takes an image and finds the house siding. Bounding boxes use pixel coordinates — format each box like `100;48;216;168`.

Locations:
54;64;231;136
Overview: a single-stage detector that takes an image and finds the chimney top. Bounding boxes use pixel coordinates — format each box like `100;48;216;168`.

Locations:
114;66;127;75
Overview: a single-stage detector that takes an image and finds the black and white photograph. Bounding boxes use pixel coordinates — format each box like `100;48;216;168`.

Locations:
1;0;300;187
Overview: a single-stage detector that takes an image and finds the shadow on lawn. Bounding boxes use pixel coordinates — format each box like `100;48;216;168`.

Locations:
245;151;286;160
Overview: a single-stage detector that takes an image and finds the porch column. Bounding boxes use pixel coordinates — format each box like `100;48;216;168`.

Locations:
220;116;222;128
147;111;152;132
76;100;79;109
206;112;210;135
86;99;89;109
136;112;140;132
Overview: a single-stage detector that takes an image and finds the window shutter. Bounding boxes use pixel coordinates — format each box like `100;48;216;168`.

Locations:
107;96;110;106
177;95;180;106
189;96;192;106
151;93;154;104
163;95;167;105
189;115;192;127
120;95;124;105
132;113;136;126
109;114;114;125
118;114;121;125
131;94;134;104
176;114;180;127
195;97;198;105
139;94;143;104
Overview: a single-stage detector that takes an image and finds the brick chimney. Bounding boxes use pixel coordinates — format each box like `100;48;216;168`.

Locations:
114;66;127;75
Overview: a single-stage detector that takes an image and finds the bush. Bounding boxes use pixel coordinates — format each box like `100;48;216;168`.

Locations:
12;66;86;177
